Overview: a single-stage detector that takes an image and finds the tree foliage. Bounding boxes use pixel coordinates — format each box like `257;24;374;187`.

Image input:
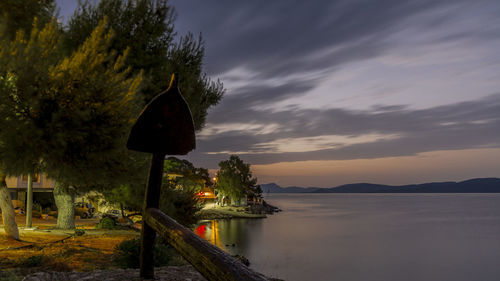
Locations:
216;155;258;205
0;0;56;40
65;0;226;227
65;0;224;130
41;20;143;188
0;18;62;175
0;0;224;230
0;17;144;229
164;157;211;192
0;0;58;238
159;181;202;226
102;157;206;226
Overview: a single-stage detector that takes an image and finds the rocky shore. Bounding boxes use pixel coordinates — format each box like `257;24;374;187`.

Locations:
247;201;282;215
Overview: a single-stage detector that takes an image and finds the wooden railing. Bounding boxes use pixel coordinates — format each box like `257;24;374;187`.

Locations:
144;208;269;281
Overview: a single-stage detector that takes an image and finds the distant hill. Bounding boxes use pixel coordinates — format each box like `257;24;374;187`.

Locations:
261;183;321;193
261;178;500;193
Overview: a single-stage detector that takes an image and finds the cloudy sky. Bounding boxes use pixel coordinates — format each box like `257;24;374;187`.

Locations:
57;0;500;187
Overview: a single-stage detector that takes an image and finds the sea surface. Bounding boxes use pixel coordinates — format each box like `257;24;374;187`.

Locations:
194;193;500;281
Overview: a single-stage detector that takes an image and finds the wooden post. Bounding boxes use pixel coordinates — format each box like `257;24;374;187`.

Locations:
127;74;196;279
140;153;166;279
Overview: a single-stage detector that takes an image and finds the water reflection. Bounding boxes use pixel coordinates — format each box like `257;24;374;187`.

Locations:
194;220;223;249
194;219;258;255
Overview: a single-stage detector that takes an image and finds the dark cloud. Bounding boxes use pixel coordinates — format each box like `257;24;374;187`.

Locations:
170;0;476;77
188;93;500;168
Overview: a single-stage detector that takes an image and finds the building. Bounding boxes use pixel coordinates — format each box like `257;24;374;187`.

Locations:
6;174;55;208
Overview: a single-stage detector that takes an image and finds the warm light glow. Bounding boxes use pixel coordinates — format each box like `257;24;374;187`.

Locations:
252;148;500;187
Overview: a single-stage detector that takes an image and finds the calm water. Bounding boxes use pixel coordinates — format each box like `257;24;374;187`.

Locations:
195;194;500;281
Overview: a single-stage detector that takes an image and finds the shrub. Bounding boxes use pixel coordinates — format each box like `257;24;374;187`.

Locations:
113;238;173;268
74;229;85;236
96;217;116;229
160;186;203;226
21;255;44;267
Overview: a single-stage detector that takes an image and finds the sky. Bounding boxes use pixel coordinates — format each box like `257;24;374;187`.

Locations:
56;0;500;187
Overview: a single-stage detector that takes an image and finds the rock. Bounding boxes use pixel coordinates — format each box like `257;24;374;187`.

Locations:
248;201;281;215
232;254;250;266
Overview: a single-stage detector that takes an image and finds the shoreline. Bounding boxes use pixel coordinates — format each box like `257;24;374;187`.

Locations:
197;206;267;220
197;201;281;220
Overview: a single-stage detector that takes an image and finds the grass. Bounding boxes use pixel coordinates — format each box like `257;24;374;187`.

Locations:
0;228;140;280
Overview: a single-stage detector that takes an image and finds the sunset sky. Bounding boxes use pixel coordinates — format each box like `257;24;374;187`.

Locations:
57;0;500;187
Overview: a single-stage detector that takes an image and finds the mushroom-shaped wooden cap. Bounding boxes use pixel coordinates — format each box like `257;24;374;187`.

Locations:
126;74;196;155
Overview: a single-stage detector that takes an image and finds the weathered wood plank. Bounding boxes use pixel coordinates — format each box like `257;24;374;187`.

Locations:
145;208;269;281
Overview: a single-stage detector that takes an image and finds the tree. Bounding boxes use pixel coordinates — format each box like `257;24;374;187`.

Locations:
159;180;203;226
164;157;211;192
0;0;57;240
65;0;224;227
1;0;224;232
0;12;62;238
216;155;258;206
65;0;224;130
41;20;143;229
102;157;207;226
1;17;143;229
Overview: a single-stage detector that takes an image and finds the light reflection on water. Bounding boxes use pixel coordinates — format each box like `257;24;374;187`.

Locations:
194;194;500;281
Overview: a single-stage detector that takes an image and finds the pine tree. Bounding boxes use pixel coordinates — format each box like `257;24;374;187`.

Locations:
64;0;225;226
41;20;142;229
0;16;62;238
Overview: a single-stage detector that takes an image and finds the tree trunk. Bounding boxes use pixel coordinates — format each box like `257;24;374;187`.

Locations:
54;182;75;229
120;202;125;218
0;172;19;240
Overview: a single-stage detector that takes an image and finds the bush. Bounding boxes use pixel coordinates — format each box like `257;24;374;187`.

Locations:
160;185;203;226
74;229;85;236
113;238;174;268
21;255;44;267
96;217;116;229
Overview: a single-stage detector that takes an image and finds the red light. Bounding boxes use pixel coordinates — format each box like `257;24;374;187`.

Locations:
195;224;206;236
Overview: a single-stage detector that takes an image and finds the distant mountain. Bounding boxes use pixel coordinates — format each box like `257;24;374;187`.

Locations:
261;178;500;193
261;183;321;193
